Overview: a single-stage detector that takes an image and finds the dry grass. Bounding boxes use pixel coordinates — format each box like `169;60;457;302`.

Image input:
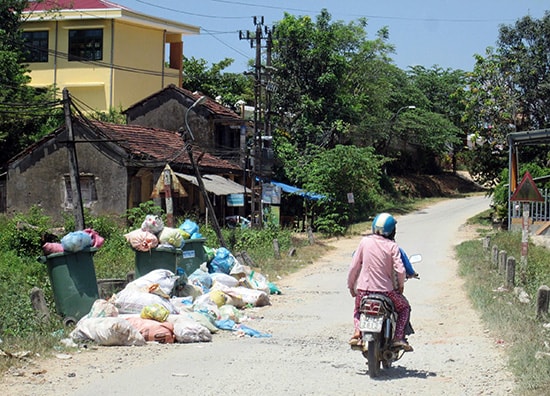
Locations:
252;233;335;281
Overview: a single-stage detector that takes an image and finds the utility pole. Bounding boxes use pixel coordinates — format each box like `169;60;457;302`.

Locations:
182;97;227;248
62;88;85;230
239;16;274;228
182;134;227;248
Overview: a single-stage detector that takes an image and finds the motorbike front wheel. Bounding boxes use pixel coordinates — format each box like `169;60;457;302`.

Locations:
367;339;380;378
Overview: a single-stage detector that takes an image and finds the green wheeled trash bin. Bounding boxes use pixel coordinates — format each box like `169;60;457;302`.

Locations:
179;238;207;276
39;247;99;326
134;246;180;278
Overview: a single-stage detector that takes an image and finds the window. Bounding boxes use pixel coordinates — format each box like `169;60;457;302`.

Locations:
68;29;103;61
22;30;49;63
64;174;98;209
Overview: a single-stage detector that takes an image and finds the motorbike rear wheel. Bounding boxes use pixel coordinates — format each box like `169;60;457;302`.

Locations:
367;339;380;378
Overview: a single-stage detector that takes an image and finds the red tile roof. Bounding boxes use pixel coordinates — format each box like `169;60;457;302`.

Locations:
177;87;243;121
124;84;243;122
86;119;242;172
26;0;128;12
7;118;242;173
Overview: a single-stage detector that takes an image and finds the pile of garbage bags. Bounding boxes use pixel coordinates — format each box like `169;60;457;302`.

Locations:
49;215;278;346
69;262;275;346
124;215;202;252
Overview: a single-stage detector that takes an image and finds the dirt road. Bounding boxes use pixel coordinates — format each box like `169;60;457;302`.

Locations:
3;195;516;395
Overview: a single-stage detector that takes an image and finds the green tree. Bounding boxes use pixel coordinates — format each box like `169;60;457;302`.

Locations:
395;66;467;173
345;37;406;149
302;145;385;234
271;10;394;154
463;12;550;188
0;0;63;167
182;56;254;110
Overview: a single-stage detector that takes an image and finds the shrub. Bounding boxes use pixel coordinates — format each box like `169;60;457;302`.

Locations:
0;250;56;338
0;206;58;257
123;201;165;229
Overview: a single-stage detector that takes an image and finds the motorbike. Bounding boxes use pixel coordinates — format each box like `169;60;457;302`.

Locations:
351;254;421;378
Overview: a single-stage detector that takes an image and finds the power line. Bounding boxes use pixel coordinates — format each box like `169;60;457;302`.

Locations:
199;26;251;60
136;0;517;24
136;0;249;19
20;41;181;79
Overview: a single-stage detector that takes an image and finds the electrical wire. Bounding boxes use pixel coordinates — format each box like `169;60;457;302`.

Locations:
136;0;517;23
136;0;249;20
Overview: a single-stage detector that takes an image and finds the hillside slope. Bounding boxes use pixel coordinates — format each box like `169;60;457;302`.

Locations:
394;172;485;198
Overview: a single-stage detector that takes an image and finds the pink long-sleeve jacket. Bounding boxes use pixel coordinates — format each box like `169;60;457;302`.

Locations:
347;234;405;293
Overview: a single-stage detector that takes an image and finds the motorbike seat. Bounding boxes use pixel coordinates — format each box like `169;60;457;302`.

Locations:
361;293;395;312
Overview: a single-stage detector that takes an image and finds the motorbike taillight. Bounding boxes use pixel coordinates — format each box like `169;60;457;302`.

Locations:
362;300;383;315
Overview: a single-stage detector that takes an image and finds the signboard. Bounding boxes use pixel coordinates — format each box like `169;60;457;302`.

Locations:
262;183;281;204
510;171;543;269
227;193;244;207
510;171;544;202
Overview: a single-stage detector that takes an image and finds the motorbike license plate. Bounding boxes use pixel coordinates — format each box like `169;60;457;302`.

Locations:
359;315;384;332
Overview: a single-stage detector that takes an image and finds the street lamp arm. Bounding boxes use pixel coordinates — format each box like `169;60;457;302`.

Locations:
390;105;416;124
181;95;227;248
384;105;416;155
184;95;207;141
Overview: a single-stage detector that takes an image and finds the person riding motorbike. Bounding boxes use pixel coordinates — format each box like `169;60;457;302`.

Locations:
347;213;413;351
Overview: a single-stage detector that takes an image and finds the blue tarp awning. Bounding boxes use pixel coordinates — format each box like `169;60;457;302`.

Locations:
270;181;325;201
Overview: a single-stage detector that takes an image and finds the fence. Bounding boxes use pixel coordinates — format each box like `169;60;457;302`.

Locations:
483;236;549;318
510;188;550;222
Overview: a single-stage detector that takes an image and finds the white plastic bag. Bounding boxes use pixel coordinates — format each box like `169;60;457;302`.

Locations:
210;272;239;288
224;286;271;307
141;215;164;234
70;317;146;346
87;299;118;318
113;287;180;315
166;315;212;343
127;269;178;295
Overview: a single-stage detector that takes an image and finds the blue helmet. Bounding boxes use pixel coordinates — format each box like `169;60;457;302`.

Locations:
372;213;397;237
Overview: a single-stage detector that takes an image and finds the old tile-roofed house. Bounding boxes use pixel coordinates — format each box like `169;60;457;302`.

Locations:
6;117;246;223
124;84;248;165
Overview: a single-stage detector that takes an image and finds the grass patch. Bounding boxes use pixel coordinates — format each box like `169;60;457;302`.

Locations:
456;229;550;395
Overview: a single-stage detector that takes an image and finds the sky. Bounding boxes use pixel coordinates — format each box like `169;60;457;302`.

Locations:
114;0;549;74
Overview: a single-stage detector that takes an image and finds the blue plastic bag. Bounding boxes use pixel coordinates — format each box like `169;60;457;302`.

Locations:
61;231;92;252
209;247;235;274
188;268;212;291
214;319;272;338
179;219;199;236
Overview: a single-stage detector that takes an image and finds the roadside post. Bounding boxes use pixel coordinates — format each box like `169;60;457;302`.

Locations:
510;171;544;275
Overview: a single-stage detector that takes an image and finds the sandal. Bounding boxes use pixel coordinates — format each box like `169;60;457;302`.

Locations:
348;334;361;345
392;339;414;352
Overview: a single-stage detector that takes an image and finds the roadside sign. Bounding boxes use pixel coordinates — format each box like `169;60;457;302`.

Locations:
510;171;544;202
510;171;543;270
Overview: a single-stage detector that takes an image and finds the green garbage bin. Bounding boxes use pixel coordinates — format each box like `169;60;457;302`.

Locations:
179;238;207;276
134;246;180;278
39;248;99;325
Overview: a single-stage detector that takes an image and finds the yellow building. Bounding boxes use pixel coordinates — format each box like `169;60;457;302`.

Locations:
22;0;199;112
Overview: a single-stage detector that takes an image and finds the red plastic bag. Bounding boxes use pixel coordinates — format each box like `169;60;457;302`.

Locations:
84;228;105;248
126;317;175;344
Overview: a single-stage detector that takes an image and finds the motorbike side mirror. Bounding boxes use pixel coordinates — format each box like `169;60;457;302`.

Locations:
409;254;422;264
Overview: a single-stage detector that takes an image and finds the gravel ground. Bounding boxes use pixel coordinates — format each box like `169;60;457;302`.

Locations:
2;195;518;395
